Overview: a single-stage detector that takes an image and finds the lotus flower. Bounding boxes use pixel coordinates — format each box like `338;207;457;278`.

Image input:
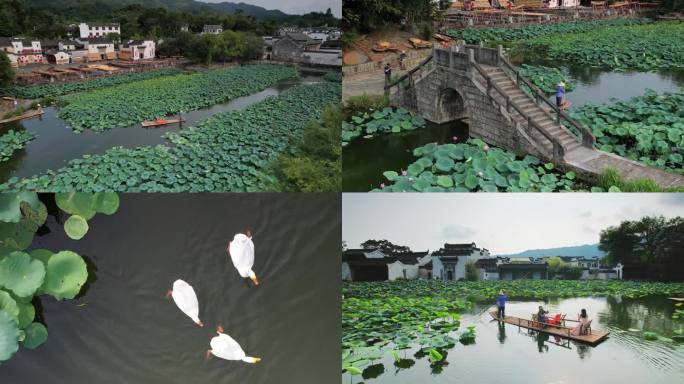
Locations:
401;169;408;176
380;183;386;189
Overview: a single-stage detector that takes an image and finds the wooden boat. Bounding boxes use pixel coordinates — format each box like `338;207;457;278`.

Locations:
668;297;684;302
489;311;609;345
0;109;44;125
408;38;431;49
141;118;185;127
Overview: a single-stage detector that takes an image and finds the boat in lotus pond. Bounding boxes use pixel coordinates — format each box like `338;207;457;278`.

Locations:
141;118;185;127
489;310;609;345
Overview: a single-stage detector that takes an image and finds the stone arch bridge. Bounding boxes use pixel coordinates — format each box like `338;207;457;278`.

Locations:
386;44;684;188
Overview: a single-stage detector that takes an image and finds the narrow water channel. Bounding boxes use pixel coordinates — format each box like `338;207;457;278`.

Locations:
0;74;322;181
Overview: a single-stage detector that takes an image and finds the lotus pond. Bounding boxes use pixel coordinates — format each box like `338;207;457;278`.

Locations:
58;64;298;132
343;280;684;383
0;80;340;192
0;193;340;383
0;72;333;191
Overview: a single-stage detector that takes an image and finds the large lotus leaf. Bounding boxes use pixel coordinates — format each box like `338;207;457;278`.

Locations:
436;175;454;188
0;290;19;323
0;310;19;361
64;215;89;240
22;322;48;349
0;251;46;298
29;249;53;267
435;158;455;172
0;201;47;254
42;251;88;301
94;192;120;215
0;193;40;223
55;193;97;220
407;163;425;177
17;302;35;329
464;175;478;190
412;179;431;192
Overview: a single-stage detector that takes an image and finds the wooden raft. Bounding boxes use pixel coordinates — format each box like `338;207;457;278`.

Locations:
0;109;44;125
489;311;609;345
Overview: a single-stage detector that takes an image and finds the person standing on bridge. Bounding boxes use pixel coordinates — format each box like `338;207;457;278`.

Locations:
497;290;507;319
556;80;566;109
384;63;392;87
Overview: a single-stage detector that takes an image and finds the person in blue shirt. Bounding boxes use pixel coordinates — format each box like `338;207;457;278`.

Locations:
556;81;566;108
497;290;506;319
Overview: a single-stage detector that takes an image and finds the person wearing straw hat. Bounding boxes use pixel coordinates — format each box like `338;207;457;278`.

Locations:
556;80;566;109
497;289;507;319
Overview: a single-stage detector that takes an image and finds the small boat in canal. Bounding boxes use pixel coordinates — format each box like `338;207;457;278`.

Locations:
141;117;185;127
489;310;609;345
0;108;44;125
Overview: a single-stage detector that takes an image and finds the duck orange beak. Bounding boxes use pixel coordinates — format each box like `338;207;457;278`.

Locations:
251;275;259;286
165;290;173;299
216;326;224;334
206;349;212;359
253;357;262;363
196;320;204;327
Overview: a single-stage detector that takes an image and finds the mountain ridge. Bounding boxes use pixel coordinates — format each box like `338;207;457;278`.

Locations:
497;243;605;258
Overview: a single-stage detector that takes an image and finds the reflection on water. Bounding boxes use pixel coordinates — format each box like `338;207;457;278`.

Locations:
342;120;469;192
0;75;321;182
343;296;684;384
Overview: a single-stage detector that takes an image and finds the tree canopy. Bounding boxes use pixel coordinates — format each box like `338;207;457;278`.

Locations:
360;239;412;254
0;0;338;40
157;30;264;64
0;51;14;87
343;0;451;34
599;216;684;281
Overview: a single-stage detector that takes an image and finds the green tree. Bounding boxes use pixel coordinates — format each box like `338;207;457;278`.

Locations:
360;239;412;254
0;51;15;87
241;32;264;60
599;216;684;281
268;104;341;192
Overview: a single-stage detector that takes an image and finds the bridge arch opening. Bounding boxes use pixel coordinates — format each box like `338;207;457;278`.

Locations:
436;88;467;122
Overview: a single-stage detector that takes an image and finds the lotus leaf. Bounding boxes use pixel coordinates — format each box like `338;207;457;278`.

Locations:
42;250;88;301
0;290;19;323
16;302;34;329
64;215;89;240
0;310;19;361
342;107;427;145
22;322;47;350
0;251;45;297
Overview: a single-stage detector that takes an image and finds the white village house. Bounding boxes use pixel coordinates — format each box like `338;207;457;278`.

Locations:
81;38;116;61
432;242;490;280
119;40;156;60
0;38;44;67
202;25;223;35
342;249;431;281
79;22;121;39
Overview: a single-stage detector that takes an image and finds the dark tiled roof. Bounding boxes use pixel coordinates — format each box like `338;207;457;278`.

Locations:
286;33;314;43
86;38;113;44
321;39;342;50
87;22;120;27
499;262;548;270
433;242;479;256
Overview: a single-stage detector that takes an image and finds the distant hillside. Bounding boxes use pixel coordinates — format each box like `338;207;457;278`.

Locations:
22;0;292;19
498;244;605;258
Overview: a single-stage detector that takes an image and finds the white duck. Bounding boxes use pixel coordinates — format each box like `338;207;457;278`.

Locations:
228;232;259;285
167;279;203;327
207;326;261;364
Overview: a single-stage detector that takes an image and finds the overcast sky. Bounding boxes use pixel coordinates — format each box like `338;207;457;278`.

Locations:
199;0;341;17
342;194;684;255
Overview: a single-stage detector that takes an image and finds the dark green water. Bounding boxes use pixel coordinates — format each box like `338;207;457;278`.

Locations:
343;296;684;384
0;75;321;182
0;194;341;383
342;121;469;192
